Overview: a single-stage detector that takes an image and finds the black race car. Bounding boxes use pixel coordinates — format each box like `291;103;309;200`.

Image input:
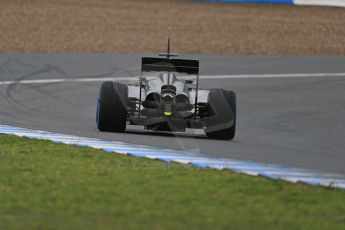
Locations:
96;36;236;140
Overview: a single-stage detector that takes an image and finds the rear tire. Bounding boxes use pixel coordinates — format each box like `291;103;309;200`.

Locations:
96;82;128;132
205;89;236;140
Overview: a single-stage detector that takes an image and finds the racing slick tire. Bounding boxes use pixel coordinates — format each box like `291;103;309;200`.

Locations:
96;81;128;132
205;89;236;140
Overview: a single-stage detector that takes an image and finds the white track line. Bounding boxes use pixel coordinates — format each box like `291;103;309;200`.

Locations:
1;72;345;85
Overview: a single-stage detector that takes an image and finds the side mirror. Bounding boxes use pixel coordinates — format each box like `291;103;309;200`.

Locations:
137;76;147;82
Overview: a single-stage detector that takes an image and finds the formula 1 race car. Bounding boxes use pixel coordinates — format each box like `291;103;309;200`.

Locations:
96;36;236;140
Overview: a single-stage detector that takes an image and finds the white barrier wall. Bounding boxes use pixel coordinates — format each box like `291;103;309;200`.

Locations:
198;0;345;8
295;0;345;7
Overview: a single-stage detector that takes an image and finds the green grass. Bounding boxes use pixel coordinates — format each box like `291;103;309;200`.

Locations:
0;134;344;230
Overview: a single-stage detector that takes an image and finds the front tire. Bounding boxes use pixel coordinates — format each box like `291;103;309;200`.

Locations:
205;89;236;140
96;81;128;132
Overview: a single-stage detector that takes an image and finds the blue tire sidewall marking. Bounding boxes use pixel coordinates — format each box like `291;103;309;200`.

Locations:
96;99;100;124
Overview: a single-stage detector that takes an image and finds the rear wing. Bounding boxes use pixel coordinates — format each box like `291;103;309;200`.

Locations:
140;57;200;119
141;57;199;75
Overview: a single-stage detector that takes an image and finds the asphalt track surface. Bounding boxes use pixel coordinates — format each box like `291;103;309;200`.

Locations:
1;54;345;174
